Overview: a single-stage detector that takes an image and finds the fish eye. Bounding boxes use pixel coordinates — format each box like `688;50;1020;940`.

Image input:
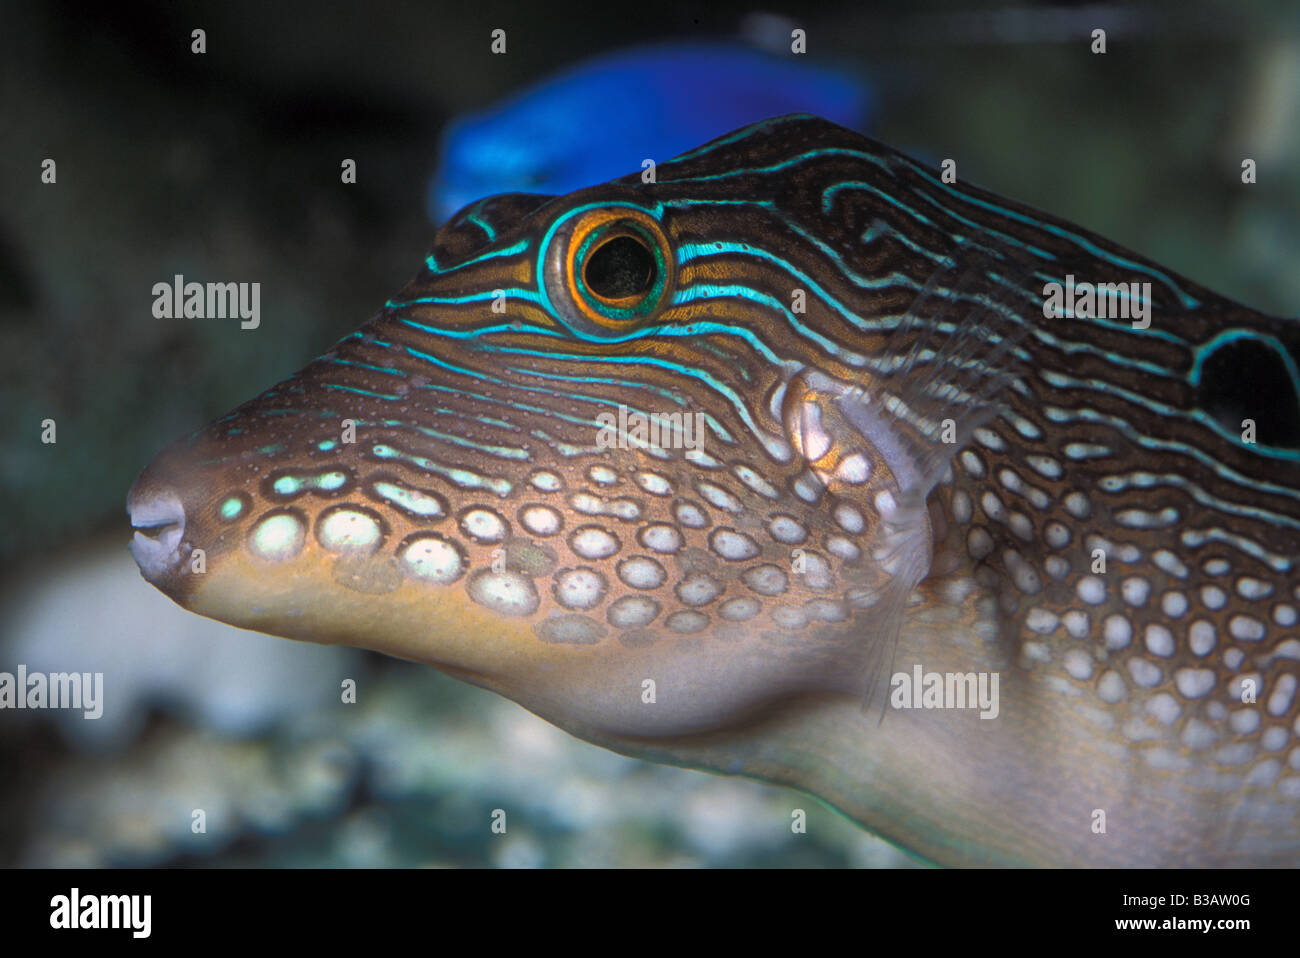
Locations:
585;235;656;300
543;204;674;337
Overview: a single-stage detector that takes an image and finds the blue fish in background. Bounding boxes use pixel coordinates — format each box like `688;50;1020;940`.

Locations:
428;40;874;224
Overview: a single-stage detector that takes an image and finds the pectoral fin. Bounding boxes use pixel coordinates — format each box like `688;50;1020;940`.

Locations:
783;244;1036;714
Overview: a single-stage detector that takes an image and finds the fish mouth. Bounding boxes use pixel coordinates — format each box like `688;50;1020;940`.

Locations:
126;480;187;581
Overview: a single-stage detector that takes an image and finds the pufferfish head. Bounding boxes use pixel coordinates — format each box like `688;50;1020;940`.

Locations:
127;116;953;743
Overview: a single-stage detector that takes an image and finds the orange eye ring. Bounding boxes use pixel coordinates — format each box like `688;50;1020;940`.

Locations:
542;204;674;338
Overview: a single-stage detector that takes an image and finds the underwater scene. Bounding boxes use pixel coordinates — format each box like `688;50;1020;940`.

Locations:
2;0;1299;872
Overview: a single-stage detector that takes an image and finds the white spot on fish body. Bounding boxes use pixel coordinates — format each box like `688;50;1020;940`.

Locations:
1145;693;1181;726
250;511;306;561
554;567;607;610
834;502;865;533
400;534;465;583
676;573;723;607
1236;577;1273;599
1174;668;1215;699
617;556;666;590
1161;591;1188;618
719;597;761;621
1121;577;1150;607
1229;615;1266;642
1064;491;1091;518
459;508;507;544
1127;657;1163;688
710;528;760;561
1077;576;1106;605
1144;624;1175;657
1187;620;1216;656
318;507;384;554
570;525;620;560
674;500;708;528
468;570;539;616
607;596;660;627
1062;610;1090;639
959;450;985;478
1103;614;1131;650
1153;549;1189;578
520;504;563;536
1097;670;1126;703
636;472;672;496
639;523;684;555
529;470;564;492
1063;649;1093;680
1026;455;1062;479
697;481;742;514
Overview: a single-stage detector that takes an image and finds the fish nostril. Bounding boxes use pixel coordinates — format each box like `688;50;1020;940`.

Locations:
126;485;187;580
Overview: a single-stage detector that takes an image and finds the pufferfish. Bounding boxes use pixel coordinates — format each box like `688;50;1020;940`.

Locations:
128;115;1300;867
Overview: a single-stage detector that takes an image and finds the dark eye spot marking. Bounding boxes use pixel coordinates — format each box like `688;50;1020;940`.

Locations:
1195;334;1300;447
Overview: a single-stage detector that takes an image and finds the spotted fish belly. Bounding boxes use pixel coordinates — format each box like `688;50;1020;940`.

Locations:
128;115;1300;866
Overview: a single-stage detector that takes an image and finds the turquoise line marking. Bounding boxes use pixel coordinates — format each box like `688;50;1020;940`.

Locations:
388;282;543;309
483;343;765;445
1046;404;1300;504
363;334;697;434
677;240;918;334
903;184;1056;260
360;416;531;460
397;318;564;341
1180;526;1290;573
1041;368;1300;464
467;207;497;242
366;442;513;495
486;360;713;411
663;197;776;209
664;137;1200;308
483;362;735;443
414;378;634;433
322;383;402;401
670;277;854;365
823;180;938;228
858;216;956;266
1099;468;1300;530
1035;271;1159;310
327;357;409;377
420;238;532;278
891;153;1202;309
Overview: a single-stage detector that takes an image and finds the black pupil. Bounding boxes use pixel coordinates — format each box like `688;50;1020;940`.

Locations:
585;235;655;299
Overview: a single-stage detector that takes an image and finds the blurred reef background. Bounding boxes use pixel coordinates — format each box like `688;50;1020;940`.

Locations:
1;0;1298;866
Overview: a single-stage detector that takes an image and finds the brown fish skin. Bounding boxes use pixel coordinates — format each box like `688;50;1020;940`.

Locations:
129;116;1300;865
